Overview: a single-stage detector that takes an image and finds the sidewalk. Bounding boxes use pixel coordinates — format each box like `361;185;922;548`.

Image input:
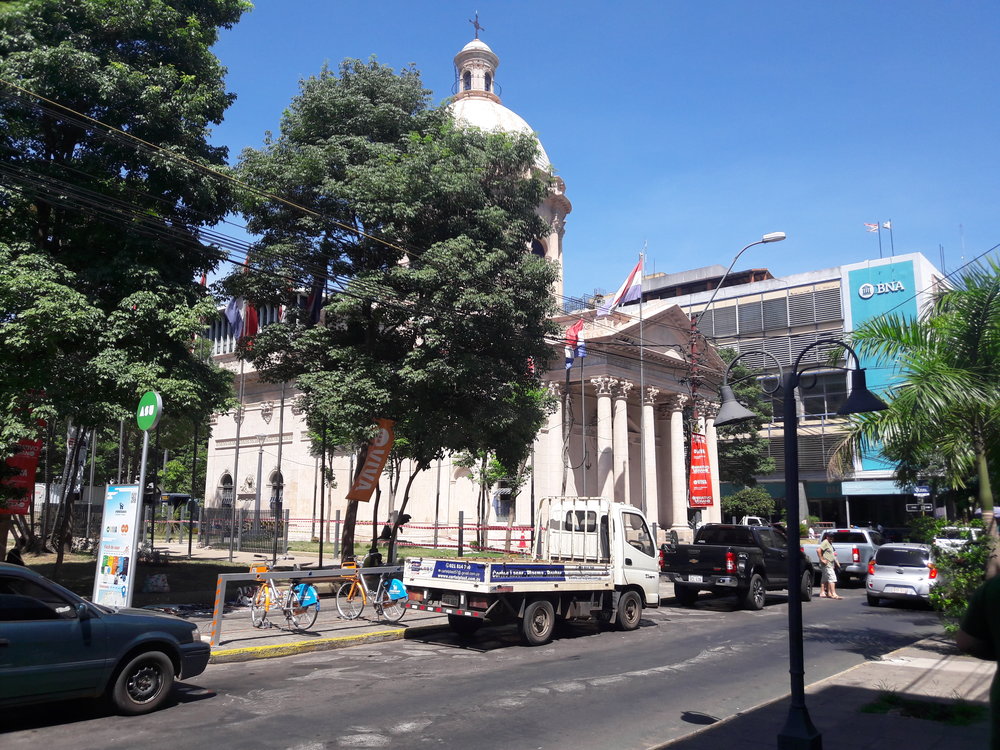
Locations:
147;540;451;663
654;635;994;749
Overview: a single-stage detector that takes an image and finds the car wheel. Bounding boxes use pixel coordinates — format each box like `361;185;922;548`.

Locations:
521;599;555;646
867;593;881;607
616;590;643;631
800;570;813;602
110;650;175;715
741;573;766;611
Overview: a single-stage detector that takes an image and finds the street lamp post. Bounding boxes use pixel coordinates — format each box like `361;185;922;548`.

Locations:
715;339;887;750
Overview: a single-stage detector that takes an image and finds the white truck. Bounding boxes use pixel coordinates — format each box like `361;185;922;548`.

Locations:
403;496;660;645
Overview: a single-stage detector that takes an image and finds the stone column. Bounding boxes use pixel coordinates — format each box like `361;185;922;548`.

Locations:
612;379;634;504
641;386;660;525
668;394;690;541
703;400;723;525
591;377;616;500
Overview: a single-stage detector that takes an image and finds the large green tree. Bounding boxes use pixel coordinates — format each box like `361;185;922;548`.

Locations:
0;0;247;560
230;59;559;561
844;258;1000;571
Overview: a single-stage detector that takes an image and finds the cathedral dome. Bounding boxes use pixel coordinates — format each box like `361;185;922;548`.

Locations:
448;37;551;171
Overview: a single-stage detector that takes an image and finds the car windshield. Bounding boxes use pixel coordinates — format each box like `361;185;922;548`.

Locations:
876;547;929;567
937;528;976;540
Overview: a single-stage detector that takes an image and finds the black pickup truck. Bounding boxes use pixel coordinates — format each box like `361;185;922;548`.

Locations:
660;524;815;610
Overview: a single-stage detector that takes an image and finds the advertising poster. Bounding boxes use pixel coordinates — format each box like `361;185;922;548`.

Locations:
93;484;141;607
0;436;44;515
688;432;714;508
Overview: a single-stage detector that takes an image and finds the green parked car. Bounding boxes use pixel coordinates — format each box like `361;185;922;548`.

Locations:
0;561;210;715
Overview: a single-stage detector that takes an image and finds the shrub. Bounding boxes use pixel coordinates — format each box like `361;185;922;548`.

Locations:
929;538;990;632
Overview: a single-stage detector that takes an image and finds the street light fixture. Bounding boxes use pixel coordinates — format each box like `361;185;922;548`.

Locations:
715;338;887;750
695;231;787;326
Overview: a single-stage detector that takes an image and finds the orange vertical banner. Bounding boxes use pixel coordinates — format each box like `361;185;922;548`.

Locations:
688;431;714;508
345;419;395;502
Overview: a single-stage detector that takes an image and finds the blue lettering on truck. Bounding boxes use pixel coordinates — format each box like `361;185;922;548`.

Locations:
491;563;567;582
431;560;486;582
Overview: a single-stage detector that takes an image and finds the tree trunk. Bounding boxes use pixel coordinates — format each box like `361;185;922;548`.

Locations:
339;444;368;564
52;423;85;580
974;441;1000;578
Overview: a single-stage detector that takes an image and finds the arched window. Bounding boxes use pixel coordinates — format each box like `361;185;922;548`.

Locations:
531;239;546;259
219;473;233;507
484;72;492;91
463;70;472;91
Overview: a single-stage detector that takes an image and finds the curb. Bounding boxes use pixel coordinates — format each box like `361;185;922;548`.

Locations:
208;622;448;664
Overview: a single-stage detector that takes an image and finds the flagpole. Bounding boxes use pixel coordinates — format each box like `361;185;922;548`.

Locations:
228;357;245;562
580;331;586;497
885;220;895;257
638;244;647;517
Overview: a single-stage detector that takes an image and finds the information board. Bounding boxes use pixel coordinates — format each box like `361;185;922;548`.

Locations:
92;484;142;606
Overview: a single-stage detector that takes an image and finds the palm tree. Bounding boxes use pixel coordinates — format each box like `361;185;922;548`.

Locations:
840;258;1000;571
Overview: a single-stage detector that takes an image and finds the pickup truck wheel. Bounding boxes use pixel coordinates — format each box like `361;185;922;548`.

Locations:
616;590;643;631
740;573;766;611
674;586;699;606
448;614;483;637
800;570;814;602
521;599;555;646
109;650;174;715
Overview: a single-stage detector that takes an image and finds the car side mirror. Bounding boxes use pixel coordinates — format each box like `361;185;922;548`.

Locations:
76;602;91;620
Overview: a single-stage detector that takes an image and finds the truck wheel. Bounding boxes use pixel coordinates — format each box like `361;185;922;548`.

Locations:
674;586;699;606
616;590;643;631
800;570;813;602
448;614;483;637
109;650;174;715
740;573;766;611
520;599;555;646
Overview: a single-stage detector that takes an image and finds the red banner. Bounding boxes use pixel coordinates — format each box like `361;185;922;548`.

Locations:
688;431;714;508
346;419;395;503
1;436;44;515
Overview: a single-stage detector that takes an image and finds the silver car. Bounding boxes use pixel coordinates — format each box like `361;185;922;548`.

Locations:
866;543;937;607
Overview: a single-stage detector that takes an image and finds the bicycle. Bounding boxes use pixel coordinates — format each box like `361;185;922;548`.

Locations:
334;558;408;623
248;562;321;631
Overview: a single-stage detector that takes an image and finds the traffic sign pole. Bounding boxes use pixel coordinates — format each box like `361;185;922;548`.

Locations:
125;391;162;607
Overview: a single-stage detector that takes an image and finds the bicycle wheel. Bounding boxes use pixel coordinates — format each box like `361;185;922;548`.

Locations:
336;580;365;620
377;584;406;623
250;586;269;628
286;587;320;631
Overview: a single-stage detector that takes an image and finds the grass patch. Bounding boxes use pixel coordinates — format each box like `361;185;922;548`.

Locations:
861;691;987;726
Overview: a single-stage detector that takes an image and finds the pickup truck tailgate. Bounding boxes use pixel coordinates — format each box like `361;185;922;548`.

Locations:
663;545;730;580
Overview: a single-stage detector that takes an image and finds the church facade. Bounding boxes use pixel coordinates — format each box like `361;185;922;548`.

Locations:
202;35;723;550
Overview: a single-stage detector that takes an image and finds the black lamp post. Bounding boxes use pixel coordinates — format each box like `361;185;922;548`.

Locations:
715;339;887;750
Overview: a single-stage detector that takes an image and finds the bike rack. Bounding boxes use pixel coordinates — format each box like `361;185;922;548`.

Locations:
208;564;403;646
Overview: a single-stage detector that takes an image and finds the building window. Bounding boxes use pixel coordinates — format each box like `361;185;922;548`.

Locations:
463;70;472;91
219;473;233;507
268;470;284;508
484;72;492;91
530;239;546;258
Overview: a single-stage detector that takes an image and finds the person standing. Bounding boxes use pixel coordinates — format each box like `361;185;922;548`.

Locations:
957;576;1000;749
816;535;842;599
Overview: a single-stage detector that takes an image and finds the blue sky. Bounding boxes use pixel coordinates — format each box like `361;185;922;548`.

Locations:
211;1;1000;300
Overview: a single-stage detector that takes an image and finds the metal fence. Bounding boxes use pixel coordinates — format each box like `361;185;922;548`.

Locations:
199;507;290;554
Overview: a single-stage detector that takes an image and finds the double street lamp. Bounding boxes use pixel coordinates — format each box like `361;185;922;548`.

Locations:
715;338;887;750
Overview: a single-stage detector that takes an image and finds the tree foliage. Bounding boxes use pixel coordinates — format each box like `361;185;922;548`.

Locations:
0;0;248;561
720;486;775;522
230;59;560;559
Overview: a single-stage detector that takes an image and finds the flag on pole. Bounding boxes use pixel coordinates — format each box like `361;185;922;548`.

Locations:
243;303;259;339
598;257;643;316
564;319;586;368
864;223;879;233
882;220;892;230
224;297;244;339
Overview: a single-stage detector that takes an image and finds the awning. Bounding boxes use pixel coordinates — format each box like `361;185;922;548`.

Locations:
842;480;906;496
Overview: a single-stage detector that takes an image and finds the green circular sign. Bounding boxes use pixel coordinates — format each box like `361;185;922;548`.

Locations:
136;391;163;432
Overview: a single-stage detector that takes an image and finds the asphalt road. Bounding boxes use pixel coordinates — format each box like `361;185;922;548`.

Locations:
3;583;941;750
